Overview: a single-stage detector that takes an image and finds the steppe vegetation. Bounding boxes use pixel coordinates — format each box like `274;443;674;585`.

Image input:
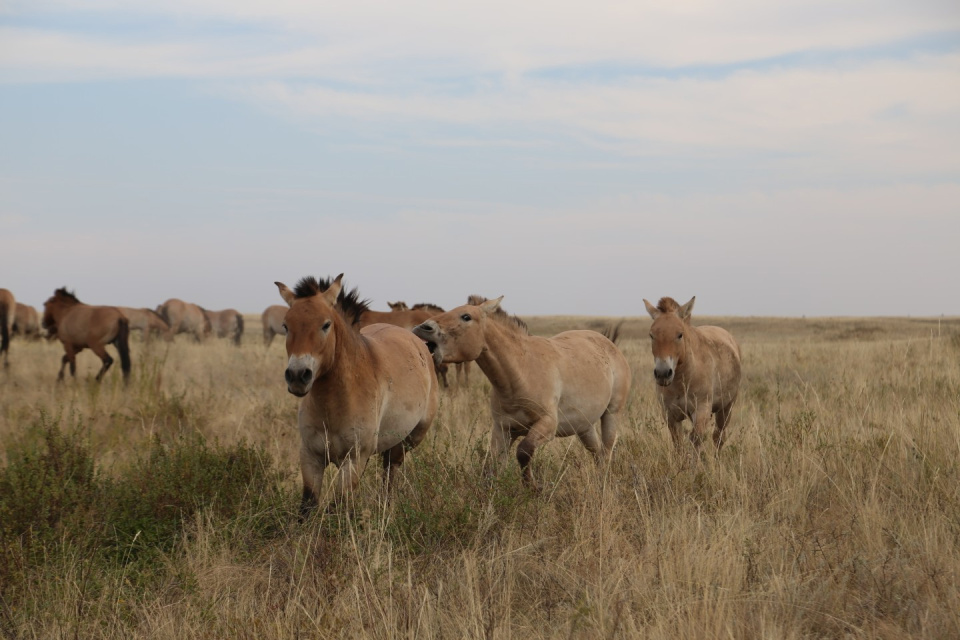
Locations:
1;314;959;638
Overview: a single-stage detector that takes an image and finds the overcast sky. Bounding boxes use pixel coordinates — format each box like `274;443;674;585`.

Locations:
2;1;958;316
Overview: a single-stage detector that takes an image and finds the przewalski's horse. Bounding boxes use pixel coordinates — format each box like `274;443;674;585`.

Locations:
157;299;210;342
361;301;452;387
12;303;42;340
42;287;131;383
413;296;632;488
275;274;438;516
118;307;172;342
203;308;244;346
643;296;741;456
262;305;287;346
0;288;14;367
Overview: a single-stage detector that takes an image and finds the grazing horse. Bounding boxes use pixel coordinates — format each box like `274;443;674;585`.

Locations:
0;288;14;366
643;296;741;455
118;307;172;342
12;303;42;340
157;299;210;342
262;305;288;346
275;274;438;516
203;308;244;346
42;287;131;382
414;296;631;488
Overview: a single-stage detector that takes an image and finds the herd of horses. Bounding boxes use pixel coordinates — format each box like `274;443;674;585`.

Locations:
0;280;742;516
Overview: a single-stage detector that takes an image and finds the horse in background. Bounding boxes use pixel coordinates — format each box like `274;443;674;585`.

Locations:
387;301;409;311
12;303;42;340
414;295;631;489
204;308;244;346
118;307;172;342
360;301;452;386
42;287;131;383
157;299;210;342
643;296;741;457
275;274;437;516
0;288;14;367
262;305;287;346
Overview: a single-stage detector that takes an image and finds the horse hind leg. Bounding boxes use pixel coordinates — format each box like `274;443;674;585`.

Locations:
713;402;735;453
89;342;114;381
599;411;619;462
381;444;406;493
516;416;557;490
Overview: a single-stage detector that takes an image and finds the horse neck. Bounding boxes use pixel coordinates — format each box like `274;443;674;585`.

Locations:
48;299;80;323
474;319;528;395
312;313;368;389
675;322;704;378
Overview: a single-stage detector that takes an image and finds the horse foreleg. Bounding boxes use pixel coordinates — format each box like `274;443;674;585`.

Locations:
516;416;558;490
689;403;714;454
332;454;366;509
299;449;325;521
58;353;71;381
488;423;514;477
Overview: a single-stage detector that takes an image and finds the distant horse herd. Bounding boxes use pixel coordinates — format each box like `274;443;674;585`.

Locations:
0;280;741;515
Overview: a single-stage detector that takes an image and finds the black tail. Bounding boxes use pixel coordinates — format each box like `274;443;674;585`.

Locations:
115;316;132;381
600;320;625;345
234;313;244;346
0;300;9;360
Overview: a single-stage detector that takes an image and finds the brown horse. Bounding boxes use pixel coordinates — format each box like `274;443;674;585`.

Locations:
262;305;287;346
203;308;244;346
42;287;131;382
643;296;742;455
276;274;438;516
360;302;452;386
118;307;172;342
0;288;14;366
12;303;42;340
413;296;632;488
157;299;210;342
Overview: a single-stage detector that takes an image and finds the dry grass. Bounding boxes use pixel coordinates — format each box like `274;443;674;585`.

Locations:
2;314;960;638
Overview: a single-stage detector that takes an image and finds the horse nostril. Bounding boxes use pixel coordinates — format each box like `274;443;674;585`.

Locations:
418;323;434;333
285;368;295;384
299;369;312;384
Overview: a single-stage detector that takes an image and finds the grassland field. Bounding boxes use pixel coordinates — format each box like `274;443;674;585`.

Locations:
1;313;959;638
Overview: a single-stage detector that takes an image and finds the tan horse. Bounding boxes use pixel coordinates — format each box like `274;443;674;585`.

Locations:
42;288;131;382
0;288;14;366
203;308;244;346
262;305;287;346
361;301;452;387
118;307;172;342
413;296;632;488
275;274;438;516
12;303;42;340
643;296;741;455
157;299;210;342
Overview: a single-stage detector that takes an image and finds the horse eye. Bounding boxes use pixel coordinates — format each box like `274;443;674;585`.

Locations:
322;320;332;332
677;333;683;340
460;314;472;322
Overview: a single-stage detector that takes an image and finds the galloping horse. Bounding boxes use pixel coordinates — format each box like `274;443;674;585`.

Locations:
275;274;438;516
261;305;287;346
12;303;42;340
157;299;210;342
643;296;741;455
42;287;131;382
118;307;172;342
0;288;14;367
203;308;244;346
414;296;631;488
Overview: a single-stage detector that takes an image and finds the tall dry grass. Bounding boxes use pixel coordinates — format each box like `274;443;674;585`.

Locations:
1;314;959;638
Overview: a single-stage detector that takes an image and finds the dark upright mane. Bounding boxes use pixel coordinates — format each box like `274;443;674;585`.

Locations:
294;276;371;326
467;294;528;334
412;302;445;314
656;297;680;313
54;287;80;304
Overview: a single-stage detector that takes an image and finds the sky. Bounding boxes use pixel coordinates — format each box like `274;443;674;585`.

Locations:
1;1;958;317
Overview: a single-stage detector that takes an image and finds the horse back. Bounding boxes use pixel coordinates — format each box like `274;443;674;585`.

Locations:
60;304;126;345
541;329;632;421
696;325;742;406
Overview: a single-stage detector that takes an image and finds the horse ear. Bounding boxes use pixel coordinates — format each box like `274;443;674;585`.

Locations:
321;274;344;305
480;296;503;315
679;296;695;320
643;299;660;320
275;282;296;307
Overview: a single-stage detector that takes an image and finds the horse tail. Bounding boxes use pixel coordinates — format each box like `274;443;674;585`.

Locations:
600;320;624;345
0;299;10;358
115;316;132;380
234;313;244;346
